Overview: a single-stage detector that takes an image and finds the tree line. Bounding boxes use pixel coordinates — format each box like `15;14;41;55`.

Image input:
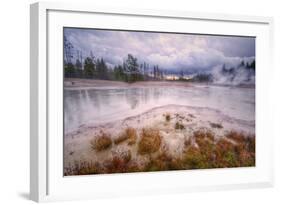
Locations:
221;59;256;74
64;36;164;82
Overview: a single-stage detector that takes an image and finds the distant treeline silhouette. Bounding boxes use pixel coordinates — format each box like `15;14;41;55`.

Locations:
64;36;164;82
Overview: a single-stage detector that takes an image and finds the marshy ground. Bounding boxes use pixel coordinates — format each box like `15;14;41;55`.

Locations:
64;104;255;176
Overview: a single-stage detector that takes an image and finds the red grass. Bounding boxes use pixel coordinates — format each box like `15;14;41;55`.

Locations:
65;128;255;175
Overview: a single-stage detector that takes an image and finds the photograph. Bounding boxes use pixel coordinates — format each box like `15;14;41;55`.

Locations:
63;28;255;176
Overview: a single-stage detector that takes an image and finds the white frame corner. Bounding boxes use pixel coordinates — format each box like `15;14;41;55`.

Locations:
30;2;274;202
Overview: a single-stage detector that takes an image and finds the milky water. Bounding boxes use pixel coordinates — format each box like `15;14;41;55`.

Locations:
64;84;255;134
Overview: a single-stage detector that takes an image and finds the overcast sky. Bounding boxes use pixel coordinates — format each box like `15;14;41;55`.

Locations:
64;28;255;72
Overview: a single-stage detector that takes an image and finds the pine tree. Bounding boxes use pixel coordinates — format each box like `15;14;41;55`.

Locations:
124;54;139;82
83;57;95;78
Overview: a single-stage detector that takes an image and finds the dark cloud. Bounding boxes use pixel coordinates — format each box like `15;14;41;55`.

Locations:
64;28;255;71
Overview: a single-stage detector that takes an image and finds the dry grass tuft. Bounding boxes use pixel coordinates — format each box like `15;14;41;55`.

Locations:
90;131;112;151
138;128;162;155
66;128;255;175
145;148;171;171
64;161;101;176
165;113;171;122
182;130;215;169
183;146;207;169
226;131;247;142
182;130;255;169
184;138;192;147
144;148;185;171
114;127;137;145
214;138;238;167
209;122;223;129
175;121;185;130
104;150;132;173
188;113;195;118
193;130;215;141
64;150;134;175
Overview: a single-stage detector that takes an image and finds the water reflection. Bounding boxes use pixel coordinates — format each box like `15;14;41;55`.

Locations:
64;85;255;133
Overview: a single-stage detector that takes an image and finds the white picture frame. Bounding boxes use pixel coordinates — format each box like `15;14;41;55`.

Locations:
30;1;274;202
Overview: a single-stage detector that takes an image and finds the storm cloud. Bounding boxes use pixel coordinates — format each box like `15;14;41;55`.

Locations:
64;28;255;72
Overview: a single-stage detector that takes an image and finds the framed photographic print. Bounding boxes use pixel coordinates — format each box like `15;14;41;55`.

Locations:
30;2;274;202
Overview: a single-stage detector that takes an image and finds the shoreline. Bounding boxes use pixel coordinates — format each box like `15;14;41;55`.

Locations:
64;78;255;90
65;104;255;136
